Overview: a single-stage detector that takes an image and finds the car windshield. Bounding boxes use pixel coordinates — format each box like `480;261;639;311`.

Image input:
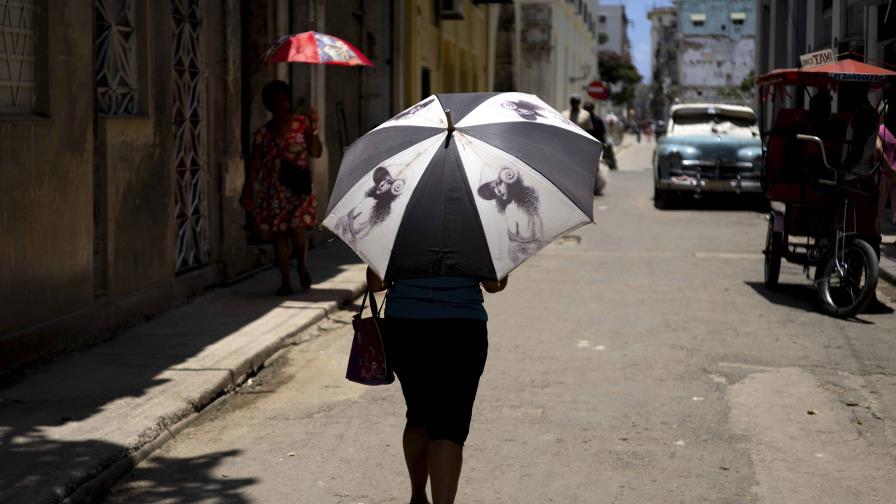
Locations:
670;107;757;137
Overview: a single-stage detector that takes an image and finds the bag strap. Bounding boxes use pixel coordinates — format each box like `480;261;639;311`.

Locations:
357;289;386;319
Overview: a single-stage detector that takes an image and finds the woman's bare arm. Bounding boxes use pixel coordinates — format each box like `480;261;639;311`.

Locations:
481;276;508;293
366;267;390;292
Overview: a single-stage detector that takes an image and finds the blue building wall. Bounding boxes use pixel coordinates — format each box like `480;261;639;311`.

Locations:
677;0;756;40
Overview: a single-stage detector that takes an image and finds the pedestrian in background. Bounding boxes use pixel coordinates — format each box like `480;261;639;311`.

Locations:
241;80;322;296
583;101;605;144
366;268;507;504
877;88;896;236
585;102;616;170
562;94;593;132
583;101;610;193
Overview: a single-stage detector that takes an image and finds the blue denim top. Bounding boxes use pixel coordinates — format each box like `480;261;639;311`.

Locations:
385;276;487;321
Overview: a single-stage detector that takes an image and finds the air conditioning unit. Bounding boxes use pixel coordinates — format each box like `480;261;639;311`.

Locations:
440;0;465;20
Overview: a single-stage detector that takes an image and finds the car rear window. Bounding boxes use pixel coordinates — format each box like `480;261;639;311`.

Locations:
673;108;756;128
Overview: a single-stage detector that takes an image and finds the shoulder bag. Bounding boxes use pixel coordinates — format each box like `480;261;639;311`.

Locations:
345;289;394;385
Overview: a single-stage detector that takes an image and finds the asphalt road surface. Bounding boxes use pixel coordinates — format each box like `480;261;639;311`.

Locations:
104;139;896;504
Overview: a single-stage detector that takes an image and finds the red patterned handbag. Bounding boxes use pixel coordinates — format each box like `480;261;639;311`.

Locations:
345;290;394;385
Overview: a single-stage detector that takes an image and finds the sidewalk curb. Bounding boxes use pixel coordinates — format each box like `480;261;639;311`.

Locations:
59;280;368;504
880;265;896;287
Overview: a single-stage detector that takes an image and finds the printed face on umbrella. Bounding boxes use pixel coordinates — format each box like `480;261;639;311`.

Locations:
501;100;546;121
374;168;404;195
331;166;407;247
478;166;540;211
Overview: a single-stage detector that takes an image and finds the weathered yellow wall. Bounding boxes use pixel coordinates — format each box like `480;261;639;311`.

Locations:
405;0;491;105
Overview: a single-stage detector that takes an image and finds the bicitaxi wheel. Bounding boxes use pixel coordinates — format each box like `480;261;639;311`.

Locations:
763;214;783;291
815;238;879;318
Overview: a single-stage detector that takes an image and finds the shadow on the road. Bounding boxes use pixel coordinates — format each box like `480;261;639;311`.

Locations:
745;281;818;312
0;240;363;503
863;298;895;315
745;281;893;320
101;450;256;504
656;194;770;212
0;424;257;503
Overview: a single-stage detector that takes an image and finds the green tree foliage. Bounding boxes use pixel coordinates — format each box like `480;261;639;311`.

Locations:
598;51;642;106
739;71;755;94
598;32;609;45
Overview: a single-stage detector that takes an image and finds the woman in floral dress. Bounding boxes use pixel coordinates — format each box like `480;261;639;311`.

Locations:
241;80;321;295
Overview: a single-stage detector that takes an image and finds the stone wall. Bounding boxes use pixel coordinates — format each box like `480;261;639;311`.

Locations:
0;0;247;373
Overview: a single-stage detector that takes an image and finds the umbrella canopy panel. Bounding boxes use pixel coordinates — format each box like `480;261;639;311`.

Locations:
265;31;373;66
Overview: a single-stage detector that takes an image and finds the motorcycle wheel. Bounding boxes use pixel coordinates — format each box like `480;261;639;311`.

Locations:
764;216;782;291
816;238;879;318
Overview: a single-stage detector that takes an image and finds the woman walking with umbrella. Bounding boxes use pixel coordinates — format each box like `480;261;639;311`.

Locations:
324;92;602;503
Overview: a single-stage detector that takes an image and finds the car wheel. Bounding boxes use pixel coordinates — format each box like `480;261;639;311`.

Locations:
654;185;672;209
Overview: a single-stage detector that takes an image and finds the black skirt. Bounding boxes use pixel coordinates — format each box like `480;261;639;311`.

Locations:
381;317;488;446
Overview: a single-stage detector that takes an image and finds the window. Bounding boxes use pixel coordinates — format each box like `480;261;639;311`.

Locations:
598;15;606;23
690;13;706;27
96;0;138;115
730;12;746;26
0;0;35;114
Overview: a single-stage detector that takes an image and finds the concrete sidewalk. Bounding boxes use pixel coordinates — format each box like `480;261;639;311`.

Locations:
0;240;367;504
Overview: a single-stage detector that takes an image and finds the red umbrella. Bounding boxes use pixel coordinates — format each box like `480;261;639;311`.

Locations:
264;31;373;67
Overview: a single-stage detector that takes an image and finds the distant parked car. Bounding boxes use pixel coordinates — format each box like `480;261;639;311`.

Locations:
652;104;763;208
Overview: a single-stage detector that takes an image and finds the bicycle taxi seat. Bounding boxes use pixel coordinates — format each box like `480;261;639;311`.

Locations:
764;108;844;205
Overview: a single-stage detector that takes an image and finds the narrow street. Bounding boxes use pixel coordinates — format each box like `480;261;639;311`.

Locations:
104;140;896;504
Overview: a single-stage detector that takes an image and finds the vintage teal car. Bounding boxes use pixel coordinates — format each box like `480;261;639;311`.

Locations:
653;104;763;208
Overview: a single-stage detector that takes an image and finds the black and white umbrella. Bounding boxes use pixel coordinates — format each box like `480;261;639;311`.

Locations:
322;92;602;281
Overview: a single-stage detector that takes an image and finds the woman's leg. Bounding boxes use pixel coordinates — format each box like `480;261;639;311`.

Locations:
289;227;311;289
273;231;293;295
403;425;430;504
428;440;463;504
426;320;487;504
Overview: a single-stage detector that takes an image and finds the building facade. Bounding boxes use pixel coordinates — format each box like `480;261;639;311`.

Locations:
494;0;599;111
675;0;756;103
402;0;495;105
596;3;629;56
647;6;678;120
0;0;252;372
754;0;896;126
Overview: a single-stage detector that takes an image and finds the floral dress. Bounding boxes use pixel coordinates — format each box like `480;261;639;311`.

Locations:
253;114;317;232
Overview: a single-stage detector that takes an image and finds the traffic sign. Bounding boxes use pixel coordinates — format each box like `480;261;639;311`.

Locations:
587;80;609;100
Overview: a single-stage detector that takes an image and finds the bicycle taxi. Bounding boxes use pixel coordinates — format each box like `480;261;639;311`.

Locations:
758;56;896;317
